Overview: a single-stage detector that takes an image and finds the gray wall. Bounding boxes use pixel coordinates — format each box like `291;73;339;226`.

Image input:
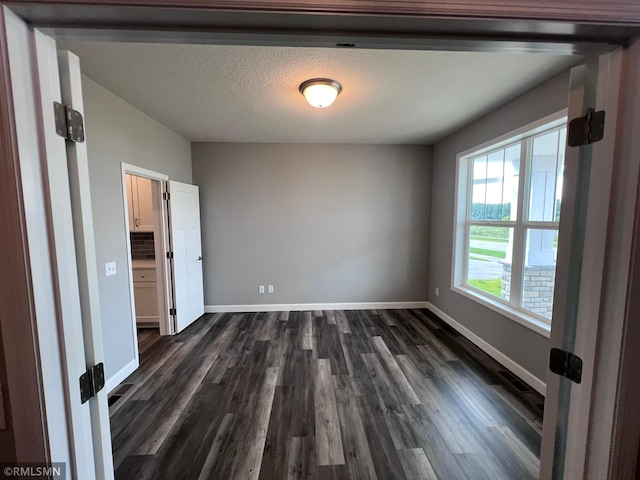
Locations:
192;143;431;306
83;76;192;383
428;72;570;383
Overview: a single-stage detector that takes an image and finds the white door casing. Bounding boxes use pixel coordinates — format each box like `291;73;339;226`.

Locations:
8;21;114;479
168;180;205;333
126;173;135;231
4;7;71;465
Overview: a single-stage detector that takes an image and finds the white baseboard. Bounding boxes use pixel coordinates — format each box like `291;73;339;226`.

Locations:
205;301;428;314
426;302;546;396
105;358;138;394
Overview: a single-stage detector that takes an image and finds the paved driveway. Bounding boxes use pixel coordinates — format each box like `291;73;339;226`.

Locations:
468;258;504;280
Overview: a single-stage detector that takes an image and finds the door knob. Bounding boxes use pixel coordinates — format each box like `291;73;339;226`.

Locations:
197;256;203;261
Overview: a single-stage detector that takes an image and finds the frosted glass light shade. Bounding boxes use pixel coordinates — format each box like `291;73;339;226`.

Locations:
299;79;342;108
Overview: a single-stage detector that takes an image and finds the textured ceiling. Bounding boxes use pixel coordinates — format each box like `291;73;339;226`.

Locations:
59;42;578;144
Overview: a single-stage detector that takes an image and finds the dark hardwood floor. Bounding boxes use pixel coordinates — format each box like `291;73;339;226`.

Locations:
110;309;544;480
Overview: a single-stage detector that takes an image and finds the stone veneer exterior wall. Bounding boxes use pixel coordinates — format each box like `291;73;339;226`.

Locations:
501;263;556;318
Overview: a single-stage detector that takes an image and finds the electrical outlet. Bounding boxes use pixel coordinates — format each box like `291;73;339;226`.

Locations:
259;285;265;294
435;287;439;296
105;261;117;277
268;285;274;293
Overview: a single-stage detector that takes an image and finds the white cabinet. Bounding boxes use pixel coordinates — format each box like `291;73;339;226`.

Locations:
133;266;159;326
126;174;154;232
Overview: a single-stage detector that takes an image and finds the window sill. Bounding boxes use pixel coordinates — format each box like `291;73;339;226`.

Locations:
452;286;551;338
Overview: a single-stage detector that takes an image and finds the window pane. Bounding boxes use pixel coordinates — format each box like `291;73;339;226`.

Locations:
467;226;512;300
471;145;520;222
486;150;504;220
471;156;487;220
502;144;521;221
521;228;558;320
528;129;563;222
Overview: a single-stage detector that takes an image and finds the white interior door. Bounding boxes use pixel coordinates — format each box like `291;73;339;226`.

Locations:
539;52;622;479
168;180;205;332
5;10;114;479
57;49;115;480
33;31;98;480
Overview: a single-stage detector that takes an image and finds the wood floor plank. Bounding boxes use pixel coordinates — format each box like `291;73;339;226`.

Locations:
315;318;349;375
488;425;540;479
347;310;378;338
384;411;421;450
361;352;404;415
259;379;314;479
286;436;314;480
133;352;217;455
334;310;352;334
339;334;356;378
255;312;279;342
333;375;378;480
282;346;314;390
379;310;397;327
395;355;478;454
453;452;497;480
314;359;345;466
197;412;235;480
111;310;544;480
409;309;441;330
398;448;438;480
397;448;438;480
259;387;291;480
401;403;470;480
115;344;182;405
370;336;421;406
115;454;159;480
356;394;407;480
491;384;543;436
230;366;279;480
302;312;314;351
149;383;226;479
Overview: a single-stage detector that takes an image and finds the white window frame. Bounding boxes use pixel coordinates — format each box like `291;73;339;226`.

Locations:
452;110;568;338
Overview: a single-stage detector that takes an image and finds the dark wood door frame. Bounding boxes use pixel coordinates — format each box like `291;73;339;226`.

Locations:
2;0;640;475
0;5;49;464
5;2;640;53
5;0;640;25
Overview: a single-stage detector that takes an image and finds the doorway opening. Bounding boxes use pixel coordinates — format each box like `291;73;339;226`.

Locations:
121;165;173;344
71;40;570;471
1;2;636;476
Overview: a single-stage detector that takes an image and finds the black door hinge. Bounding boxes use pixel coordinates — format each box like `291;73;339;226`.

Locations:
163;192;170;200
79;362;105;404
166;251;174;259
549;348;583;384
568;108;605;147
170;308;177;316
54;102;85;142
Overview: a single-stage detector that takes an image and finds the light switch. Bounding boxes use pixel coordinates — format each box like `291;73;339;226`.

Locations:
268;285;274;293
105;261;117;277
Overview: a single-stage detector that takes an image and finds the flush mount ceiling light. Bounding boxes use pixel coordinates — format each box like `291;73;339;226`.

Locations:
299;78;342;108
